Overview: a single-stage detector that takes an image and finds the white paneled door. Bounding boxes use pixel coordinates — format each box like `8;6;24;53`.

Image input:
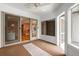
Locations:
57;12;65;51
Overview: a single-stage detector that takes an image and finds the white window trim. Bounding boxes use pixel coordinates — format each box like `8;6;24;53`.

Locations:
67;3;79;48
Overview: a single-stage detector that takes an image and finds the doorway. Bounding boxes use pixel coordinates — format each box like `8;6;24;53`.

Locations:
57;12;65;51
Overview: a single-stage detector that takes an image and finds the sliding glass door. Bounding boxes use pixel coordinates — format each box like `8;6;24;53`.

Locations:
21;17;30;41
30;19;38;40
5;13;37;45
5;13;20;44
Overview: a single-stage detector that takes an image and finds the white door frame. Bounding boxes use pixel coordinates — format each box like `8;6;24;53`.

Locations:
57;12;65;49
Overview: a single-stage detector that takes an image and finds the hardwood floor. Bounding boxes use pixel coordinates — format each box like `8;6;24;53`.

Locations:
0;43;31;56
32;39;65;56
0;39;65;56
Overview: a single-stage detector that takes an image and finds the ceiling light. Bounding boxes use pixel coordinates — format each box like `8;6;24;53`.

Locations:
34;3;40;8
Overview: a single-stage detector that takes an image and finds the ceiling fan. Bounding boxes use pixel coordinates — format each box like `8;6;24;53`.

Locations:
33;3;40;7
24;3;49;8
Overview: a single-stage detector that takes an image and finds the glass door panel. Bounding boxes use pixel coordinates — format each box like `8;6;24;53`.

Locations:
21;17;30;41
30;19;38;40
59;15;65;51
5;14;20;44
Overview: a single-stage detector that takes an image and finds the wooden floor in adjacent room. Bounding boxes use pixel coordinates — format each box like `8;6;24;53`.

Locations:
0;39;65;56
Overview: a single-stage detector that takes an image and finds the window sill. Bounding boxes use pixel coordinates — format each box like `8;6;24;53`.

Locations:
68;42;79;49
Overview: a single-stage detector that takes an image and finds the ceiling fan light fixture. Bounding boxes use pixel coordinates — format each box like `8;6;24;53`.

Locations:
34;3;40;7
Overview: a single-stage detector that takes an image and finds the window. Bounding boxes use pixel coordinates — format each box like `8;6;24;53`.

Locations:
41;19;55;36
71;4;79;46
67;4;79;48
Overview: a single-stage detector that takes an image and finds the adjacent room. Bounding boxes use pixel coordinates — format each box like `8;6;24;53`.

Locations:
0;3;79;56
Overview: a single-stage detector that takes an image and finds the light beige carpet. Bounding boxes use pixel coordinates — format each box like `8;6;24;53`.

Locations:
23;43;51;56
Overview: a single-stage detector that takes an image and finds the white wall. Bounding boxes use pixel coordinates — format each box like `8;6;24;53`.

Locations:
40;3;74;21
39;3;74;44
40;35;56;44
0;11;1;48
72;13;79;42
67;44;79;56
0;4;40;19
66;4;79;56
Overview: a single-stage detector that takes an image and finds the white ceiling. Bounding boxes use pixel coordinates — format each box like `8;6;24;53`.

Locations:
5;3;63;16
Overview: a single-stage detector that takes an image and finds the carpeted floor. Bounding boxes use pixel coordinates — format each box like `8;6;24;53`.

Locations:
23;43;51;56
